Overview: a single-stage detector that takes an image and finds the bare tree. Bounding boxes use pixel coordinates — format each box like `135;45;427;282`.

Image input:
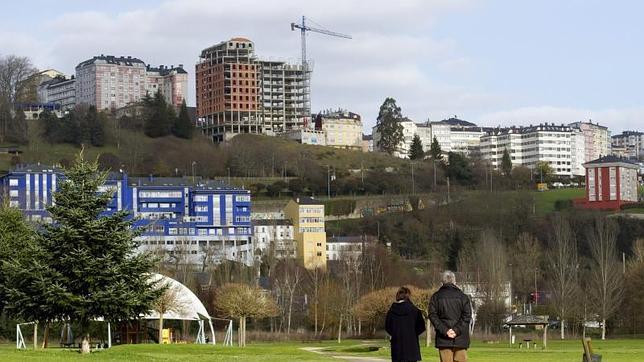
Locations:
274;259;302;335
587;217;623;340
511;232;542;302
152;282;187;344
305;266;324;335
214;283;279;346
0;55;38;106
547;216;579;339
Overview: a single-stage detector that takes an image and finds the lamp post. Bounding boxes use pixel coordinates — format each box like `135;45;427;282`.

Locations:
191;161;197;184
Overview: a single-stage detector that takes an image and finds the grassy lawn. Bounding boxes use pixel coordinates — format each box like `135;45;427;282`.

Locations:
0;342;335;361
326;339;644;362
2;339;644;361
533;188;585;214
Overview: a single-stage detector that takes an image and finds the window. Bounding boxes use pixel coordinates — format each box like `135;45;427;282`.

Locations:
194;195;208;202
195;205;208;212
236;195;251;202
9;190;19;197
139;190;182;198
9;179;18;186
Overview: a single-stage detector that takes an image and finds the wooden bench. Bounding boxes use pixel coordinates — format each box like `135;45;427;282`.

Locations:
582;337;602;362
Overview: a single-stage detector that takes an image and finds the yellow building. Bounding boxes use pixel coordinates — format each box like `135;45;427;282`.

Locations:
284;197;326;269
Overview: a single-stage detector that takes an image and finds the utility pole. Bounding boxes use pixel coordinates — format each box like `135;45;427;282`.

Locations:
411;162;415;195
361;161;364;186
447;176;451;204
534;267;538;306
433;160;437;191
191;161;197;184
227;167;231;186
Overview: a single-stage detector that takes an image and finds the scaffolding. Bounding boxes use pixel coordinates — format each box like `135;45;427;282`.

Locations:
197;38;309;142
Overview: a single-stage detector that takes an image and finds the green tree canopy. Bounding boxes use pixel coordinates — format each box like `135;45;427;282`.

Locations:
375;98;404;155
172;100;193;139
3;152;162;330
409;134;424;160
501;148;512;177
429;136;443;161
144;92;174;138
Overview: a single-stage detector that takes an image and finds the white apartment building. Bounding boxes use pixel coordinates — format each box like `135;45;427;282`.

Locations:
372;117;484;158
480;123;586;177
612;131;644;160
252;219;296;260
318;110;363;150
326;235;378;262
37;74;76;111
76;55;187;110
569;121;611;162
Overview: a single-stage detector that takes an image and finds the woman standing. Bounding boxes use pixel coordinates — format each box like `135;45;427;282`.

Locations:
385;286;426;362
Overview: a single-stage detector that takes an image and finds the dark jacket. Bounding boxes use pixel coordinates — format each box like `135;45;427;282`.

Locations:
385;299;426;362
428;283;472;349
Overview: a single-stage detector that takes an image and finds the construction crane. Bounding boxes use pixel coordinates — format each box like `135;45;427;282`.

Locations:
291;16;352;68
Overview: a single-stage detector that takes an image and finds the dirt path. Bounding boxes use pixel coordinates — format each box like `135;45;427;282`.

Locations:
301;346;388;362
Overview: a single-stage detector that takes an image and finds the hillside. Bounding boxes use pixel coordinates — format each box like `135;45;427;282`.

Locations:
0;118;409;182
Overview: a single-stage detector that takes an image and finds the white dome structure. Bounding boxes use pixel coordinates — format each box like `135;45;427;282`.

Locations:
143;273;211;321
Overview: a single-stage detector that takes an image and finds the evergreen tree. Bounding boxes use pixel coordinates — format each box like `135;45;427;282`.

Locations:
5;153;162;338
445;152;473;185
40;109;60;143
409;134;424;160
144;92;173;138
0;202;38;314
429;136;443;161
86;106;105;146
172;100;193;139
501;148;513;177
375;97;404;155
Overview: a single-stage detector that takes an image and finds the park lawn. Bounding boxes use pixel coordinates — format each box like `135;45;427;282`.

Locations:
325;339;644;362
533;188;585;214
0;342;335;361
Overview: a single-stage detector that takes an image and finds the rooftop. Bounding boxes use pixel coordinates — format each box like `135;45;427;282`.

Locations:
253;219;293;226
434;117;477;127
146;64;188;75
294;196;323;205
583;155;640;167
77;55;145;69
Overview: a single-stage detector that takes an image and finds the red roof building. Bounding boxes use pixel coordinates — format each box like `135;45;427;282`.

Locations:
578;156;639;210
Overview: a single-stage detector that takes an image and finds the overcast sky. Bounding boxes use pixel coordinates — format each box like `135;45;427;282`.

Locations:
1;0;643;133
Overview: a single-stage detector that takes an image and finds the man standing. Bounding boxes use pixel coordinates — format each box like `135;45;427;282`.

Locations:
429;271;472;362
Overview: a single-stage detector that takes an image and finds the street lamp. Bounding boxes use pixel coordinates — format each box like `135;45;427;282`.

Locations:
191;161;197;184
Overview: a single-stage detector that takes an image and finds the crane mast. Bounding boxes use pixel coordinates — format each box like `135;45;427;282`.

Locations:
290;16;352;68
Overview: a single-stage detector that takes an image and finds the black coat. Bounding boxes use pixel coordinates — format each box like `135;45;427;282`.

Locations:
428;283;472;349
385;299;426;362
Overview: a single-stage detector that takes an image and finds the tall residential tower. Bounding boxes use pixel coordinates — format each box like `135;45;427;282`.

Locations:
196;38;310;142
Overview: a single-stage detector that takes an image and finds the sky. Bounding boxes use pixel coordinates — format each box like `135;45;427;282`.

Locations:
1;0;643;133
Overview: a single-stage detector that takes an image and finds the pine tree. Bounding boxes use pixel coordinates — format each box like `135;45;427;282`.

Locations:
501;148;512;177
144;92;173;138
0;202;38;315
375;97;404;155
86;106;105;147
429;136;443;161
409;134;424;160
172;100;193;139
6;152;162;342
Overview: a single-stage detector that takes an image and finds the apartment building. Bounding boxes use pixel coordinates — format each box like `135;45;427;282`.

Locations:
569;121;611;162
317;110;362;150
372;117;483;158
37;75;76;111
0;165;253;266
284;197;326;269
196;37;309;142
480;123;586;177
326;235;378;262
75;55;187;110
612;131;644;160
252;219;296;260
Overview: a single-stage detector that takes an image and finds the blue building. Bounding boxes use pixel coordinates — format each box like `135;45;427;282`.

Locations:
0;164;253;266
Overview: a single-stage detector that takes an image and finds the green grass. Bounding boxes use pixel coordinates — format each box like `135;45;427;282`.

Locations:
3;339;644;361
0;342;335;361
533;188;585;214
324;339;644;362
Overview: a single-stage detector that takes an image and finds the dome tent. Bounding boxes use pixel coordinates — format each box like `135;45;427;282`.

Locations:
141;273;216;344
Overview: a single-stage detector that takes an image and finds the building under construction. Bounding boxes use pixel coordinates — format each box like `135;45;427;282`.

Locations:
196;37;310;142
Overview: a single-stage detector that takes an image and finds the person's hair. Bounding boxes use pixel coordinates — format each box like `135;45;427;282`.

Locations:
396;286;411;301
442;270;456;284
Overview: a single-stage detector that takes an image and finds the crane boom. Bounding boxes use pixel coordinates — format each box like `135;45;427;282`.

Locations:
290;16;352;67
